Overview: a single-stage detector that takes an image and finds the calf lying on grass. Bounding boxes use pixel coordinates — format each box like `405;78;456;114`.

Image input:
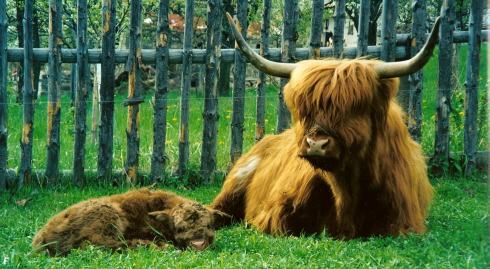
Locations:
32;188;231;256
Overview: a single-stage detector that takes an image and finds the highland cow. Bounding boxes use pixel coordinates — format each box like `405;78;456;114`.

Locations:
211;13;439;239
32;188;231;256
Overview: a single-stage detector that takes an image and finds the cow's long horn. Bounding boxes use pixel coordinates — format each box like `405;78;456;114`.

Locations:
226;13;297;78
374;17;441;79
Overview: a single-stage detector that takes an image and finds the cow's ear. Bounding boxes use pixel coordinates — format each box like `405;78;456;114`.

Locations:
212;210;232;229
149;210;173;228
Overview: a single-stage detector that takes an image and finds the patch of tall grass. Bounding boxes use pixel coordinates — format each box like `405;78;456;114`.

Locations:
0;174;487;268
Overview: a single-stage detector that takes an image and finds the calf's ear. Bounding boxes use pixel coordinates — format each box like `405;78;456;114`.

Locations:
212;210;232;229
149;210;174;229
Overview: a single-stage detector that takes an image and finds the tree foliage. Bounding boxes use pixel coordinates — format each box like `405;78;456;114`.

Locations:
4;0;474;50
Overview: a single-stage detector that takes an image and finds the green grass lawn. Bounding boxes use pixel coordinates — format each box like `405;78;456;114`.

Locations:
0;174;488;268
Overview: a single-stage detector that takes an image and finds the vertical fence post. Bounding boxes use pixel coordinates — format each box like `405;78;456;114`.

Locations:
309;0;324;60
433;0;455;175
380;0;398;62
0;0;7;189
200;0;222;184
276;0;298;134
98;0;116;181
91;66;99;145
255;0;271;143
463;0;483;174
70;63;76;107
356;0;371;57
178;0;194;178
125;0;143;183
230;0;247;164
408;0;427;143
151;0;170;182
45;0;63;182
332;0;346;58
19;0;35;187
73;0;89;185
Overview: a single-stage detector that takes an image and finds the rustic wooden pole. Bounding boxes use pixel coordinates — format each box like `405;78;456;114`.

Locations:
19;0;35;187
124;0;143;184
5;30;485;64
0;0;7;189
276;0;298;134
15;0;24;104
98;0;116;181
73;0;90;186
309;0;324;59
380;0;398;62
151;0;170;182
407;0;427;143
255;0;271;143
332;0;346;58
45;0;63;183
230;0;248;164
200;0;222;184
70;63;76;107
218;0;234;97
433;0;455;175
178;0;194;178
463;0;483;175
356;0;371;57
91;65;99;145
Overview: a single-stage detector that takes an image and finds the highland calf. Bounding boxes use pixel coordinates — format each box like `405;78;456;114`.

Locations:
32;188;231;256
211;14;439;239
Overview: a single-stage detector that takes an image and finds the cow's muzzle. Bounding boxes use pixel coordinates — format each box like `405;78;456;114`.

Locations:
303;137;330;156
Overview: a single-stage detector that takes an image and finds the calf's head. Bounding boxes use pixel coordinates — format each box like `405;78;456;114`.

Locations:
149;202;231;251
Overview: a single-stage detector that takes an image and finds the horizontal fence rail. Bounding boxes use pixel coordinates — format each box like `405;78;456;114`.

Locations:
4;30;487;64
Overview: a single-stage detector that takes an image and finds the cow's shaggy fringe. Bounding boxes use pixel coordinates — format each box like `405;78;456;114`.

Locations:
212;59;434;239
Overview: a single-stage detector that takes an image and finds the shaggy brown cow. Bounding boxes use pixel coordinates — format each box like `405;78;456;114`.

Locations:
211;13;439;239
32;188;231;256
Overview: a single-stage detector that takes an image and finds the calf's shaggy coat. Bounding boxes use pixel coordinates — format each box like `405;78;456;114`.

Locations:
32;188;230;256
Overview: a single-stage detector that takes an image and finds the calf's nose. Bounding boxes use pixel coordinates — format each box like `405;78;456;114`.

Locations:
304;137;329;156
190;239;207;251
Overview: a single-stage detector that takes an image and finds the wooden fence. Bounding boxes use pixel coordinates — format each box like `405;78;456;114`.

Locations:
0;0;486;188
